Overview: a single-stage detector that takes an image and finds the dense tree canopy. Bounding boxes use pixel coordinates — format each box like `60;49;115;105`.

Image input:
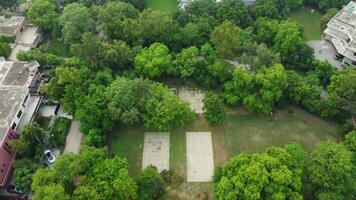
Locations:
307;141;356;200
323;68;356;119
210;21;244;59
214;144;306;199
31;147;137;200
203;92;227;126
106;77;194;131
137;167;166;200
224;64;288;113
59;3;93;44
27;0;58;32
134;43;172;78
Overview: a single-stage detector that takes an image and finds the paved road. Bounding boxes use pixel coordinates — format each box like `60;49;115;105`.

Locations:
64;121;83;154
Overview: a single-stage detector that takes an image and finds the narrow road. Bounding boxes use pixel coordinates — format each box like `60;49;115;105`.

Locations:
64;121;83;154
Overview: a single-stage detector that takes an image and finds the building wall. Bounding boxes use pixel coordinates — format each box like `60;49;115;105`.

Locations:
0;128;17;188
0;91;30;188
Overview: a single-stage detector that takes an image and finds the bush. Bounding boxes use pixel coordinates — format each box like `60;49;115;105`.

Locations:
0;41;11;58
13;158;41;192
0;35;16;43
84;129;107;147
49;117;71;148
160;170;183;188
137;166;166;200
17;49;65;68
203;92;227;127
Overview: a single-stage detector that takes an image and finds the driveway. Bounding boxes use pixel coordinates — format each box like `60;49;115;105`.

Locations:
307;40;342;69
64;121;83;154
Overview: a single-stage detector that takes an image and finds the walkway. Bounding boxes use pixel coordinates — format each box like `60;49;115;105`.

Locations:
64;121;83;154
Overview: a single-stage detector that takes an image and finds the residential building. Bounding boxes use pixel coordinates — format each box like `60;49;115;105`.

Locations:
0;58;42;188
324;1;356;66
0;16;41;61
179;0;256;9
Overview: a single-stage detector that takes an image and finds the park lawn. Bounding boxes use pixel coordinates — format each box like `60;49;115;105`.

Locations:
146;0;178;13
110;106;340;199
289;7;323;41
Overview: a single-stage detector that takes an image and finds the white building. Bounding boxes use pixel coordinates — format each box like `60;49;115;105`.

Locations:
0;58;42;188
324;1;356;66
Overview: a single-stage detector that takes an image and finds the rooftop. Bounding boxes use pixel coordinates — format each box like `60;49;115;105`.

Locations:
0;59;39;142
327;1;356;48
0;16;25;36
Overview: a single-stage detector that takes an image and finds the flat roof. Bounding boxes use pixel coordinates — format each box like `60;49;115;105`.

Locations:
0;16;25;36
0;59;39;142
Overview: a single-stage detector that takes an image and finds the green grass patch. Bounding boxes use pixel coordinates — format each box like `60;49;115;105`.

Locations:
110;106;339;197
146;0;179;13
289;7;323;41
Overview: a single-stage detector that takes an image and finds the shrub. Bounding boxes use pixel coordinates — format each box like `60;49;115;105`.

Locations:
49;117;71;148
137;166;166;200
160;170;183;188
84;129;107;147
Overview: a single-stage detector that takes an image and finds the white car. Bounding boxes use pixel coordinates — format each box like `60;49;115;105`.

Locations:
44;150;56;164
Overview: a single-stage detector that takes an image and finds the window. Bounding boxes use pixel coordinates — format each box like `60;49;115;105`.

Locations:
11;123;16;130
23;94;29;105
17;110;22;119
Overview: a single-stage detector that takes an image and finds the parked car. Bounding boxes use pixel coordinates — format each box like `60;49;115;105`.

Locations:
44;150;56;164
7;185;25;195
334;54;343;60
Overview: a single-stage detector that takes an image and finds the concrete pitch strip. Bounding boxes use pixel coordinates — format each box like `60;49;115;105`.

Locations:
186;132;214;182
142;132;170;172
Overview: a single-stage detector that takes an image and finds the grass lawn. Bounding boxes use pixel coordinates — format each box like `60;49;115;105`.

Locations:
146;0;178;13
110;106;340;199
289;7;323;41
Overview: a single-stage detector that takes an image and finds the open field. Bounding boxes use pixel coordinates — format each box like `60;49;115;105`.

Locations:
146;0;178;13
110;106;340;199
289;7;323;41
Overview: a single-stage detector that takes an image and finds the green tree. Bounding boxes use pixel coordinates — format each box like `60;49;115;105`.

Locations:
17;49;65;67
210;20;244;59
252;0;280;19
97;1;139;44
0;0;19;9
224;64;288;113
106;77;194;131
320;8;338;29
171;46;200;78
203;92;227;126
307;141;356;200
254;17;280;46
85;157;137;200
214;145;305;199
0;40;11;58
27;0;58;32
137;167;166;200
323;68;356;119
344;131;356;152
137;9;178;46
238;42;281;71
76;85;114;133
59;3;93;44
13;159;40;192
273;22;304;65
134;43;172;78
216;0;249;27
33;184;70;200
31;147;137;199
